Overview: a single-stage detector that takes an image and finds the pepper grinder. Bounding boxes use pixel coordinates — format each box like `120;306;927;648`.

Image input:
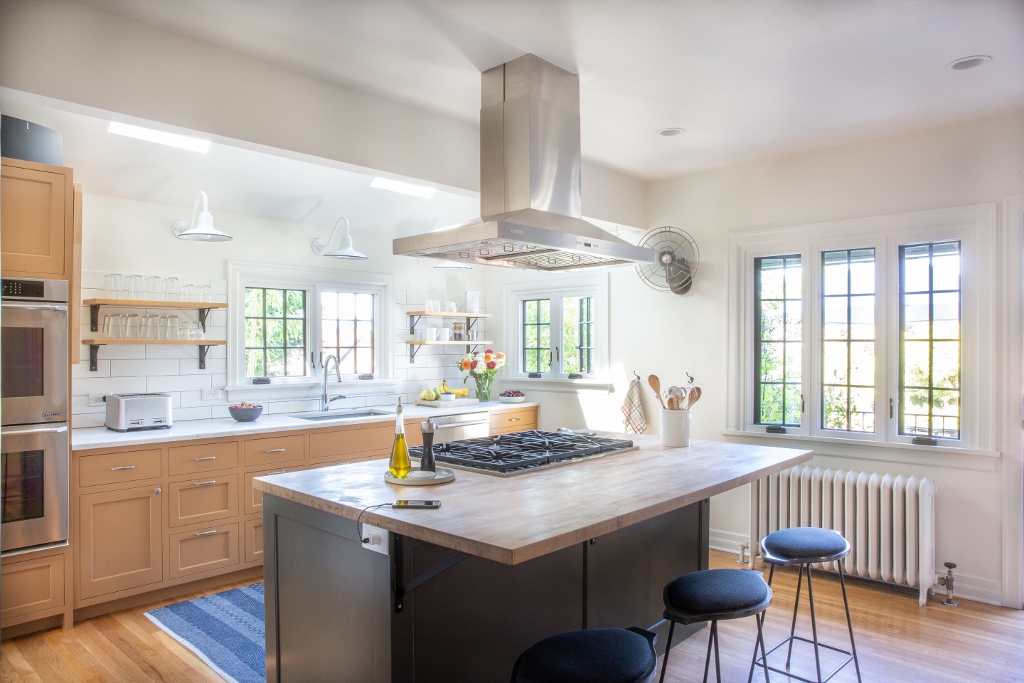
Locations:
420;419;436;472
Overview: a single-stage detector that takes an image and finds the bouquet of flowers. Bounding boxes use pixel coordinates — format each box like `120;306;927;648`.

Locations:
458;349;505;401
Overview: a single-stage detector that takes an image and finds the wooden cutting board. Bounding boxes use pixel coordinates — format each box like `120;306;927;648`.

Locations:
415;398;480;408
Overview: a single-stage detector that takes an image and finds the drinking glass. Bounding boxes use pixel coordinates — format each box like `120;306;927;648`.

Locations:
144;276;163;301
200;284;211;303
125;314;141;340
104;274;123;299
181;284;195;302
163;277;179;302
102;314;116;339
124;275;144;300
166;316;180;341
156;316;168;340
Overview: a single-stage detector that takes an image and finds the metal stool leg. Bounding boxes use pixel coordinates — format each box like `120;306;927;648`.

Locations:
702;622;715;683
747;564;776;683
785;563;804;669
838;566;863;683
805;565;823;683
659;620;676;683
712;621;722;683
755;610;770;683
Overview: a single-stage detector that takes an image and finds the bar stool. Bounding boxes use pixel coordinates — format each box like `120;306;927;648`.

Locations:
659;569;772;683
748;527;862;683
511;627;659;683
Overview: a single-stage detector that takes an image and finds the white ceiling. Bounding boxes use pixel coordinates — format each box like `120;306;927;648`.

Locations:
78;0;1024;180
0;96;480;236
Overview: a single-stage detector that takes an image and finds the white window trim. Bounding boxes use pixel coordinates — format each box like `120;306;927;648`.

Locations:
225;261;395;400
502;272;610;383
726;203;999;458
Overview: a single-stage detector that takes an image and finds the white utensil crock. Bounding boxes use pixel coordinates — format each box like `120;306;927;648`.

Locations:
661;409;690;448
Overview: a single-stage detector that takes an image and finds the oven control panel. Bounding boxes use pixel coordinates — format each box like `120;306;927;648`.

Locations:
2;279;46;298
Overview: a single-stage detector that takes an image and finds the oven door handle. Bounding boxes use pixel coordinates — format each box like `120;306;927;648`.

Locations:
1;424;69;436
1;302;68;312
432;419;491;430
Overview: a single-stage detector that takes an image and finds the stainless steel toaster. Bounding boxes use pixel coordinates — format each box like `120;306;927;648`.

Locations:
104;393;173;432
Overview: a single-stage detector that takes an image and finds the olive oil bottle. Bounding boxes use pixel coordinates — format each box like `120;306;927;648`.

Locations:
388;398;411;478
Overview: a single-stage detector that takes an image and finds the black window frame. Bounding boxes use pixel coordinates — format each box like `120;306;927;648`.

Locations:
754;254;803;427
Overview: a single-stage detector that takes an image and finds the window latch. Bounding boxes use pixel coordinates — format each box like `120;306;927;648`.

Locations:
889;398;894;419
801;393;805;413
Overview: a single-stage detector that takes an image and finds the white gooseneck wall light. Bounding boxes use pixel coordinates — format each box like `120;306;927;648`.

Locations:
312;216;368;260
172;191;233;241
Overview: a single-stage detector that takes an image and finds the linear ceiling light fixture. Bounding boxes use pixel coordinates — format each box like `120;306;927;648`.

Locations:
108;121;211;152
172;191;232;241
312;216;368;260
370;177;436;198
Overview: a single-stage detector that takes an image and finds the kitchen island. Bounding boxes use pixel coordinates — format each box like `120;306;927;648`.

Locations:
255;434;812;683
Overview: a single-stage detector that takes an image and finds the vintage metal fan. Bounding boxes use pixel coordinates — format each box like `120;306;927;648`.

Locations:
634;227;700;294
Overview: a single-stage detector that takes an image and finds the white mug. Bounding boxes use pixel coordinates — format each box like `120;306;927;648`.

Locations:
444;301;457;313
425;327;439;340
426;299;440;312
438;328;452;341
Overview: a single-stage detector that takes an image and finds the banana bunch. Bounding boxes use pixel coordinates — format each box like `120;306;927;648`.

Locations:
419;381;470;401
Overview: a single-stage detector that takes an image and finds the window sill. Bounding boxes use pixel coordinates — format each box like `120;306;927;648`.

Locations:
495;377;615;394
226;378;399;401
721;429;1000;472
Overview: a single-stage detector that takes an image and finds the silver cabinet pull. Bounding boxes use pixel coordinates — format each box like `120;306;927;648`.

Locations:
194;480;216;486
109;465;135;471
265;448;286;453
509;418;520;422
267;470;285;476
194;529;217;537
154;487;162;494
194;456;217;461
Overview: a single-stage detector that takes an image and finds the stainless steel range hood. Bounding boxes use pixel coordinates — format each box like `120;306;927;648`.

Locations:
393;54;657;271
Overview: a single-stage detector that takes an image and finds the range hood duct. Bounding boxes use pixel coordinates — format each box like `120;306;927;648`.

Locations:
393;54;657;271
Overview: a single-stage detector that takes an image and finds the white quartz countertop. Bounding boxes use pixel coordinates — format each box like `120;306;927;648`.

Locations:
71;401;539;451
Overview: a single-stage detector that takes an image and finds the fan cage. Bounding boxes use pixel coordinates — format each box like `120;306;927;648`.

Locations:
634;227;700;293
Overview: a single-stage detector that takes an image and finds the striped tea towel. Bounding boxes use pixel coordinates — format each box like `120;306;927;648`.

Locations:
621;375;647;433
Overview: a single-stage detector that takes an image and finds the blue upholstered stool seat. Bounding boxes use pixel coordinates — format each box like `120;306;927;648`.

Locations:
512;628;657;683
762;527;849;562
664;569;769;617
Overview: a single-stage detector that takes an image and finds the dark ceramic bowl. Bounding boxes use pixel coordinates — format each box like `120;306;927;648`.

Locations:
228;406;263;422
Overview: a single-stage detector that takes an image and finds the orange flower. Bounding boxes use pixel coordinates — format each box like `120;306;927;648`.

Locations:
495;352;505;360
461;359;471;370
484;353;493;362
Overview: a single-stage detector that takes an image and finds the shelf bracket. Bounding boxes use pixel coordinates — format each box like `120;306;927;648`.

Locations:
409;344;422;364
408;314;423;335
89;344;100;372
90;304;101;332
198;308;212;332
199;344;211;370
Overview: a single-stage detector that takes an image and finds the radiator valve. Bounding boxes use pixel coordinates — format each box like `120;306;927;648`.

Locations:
737;543;749;564
936;561;957;607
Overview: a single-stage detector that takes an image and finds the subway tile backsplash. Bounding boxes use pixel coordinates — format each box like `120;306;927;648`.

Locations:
71;271;485;428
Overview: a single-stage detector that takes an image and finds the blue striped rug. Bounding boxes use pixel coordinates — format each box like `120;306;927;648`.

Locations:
145;582;265;683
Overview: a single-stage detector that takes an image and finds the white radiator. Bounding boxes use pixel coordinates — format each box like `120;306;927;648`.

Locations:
748;466;937;605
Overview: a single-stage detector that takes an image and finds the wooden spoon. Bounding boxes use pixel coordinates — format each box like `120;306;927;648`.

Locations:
687;386;702;409
648;375;666;410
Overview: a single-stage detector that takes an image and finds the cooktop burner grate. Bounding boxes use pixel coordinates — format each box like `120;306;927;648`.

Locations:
409;430;635;475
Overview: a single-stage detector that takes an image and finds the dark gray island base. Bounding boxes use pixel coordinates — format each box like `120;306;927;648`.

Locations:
254;435;812;683
263;494;708;683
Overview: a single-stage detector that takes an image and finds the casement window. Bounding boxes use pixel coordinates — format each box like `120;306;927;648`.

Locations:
504;274;609;381
727;204;996;455
227;262;394;394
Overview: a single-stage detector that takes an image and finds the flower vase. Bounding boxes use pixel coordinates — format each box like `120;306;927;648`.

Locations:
474;376;491;402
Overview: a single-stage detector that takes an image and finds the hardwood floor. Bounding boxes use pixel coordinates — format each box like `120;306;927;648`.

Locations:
2;551;1023;682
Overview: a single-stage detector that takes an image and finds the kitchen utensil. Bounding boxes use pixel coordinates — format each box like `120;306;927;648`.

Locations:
445;301;458;312
163;277;179;301
145;276;163;300
424;326;439;340
166;315;180;340
661;408;690;448
665;385;684;408
452;322;466;340
104;273;123;299
648;375;666;410
125;314;141;339
200;284;212;302
687;386;702;409
420;420;436;472
181;284;195;301
438;328;452;341
124;275;143;300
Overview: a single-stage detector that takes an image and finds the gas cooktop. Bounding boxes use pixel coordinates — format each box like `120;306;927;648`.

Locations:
409;429;636;476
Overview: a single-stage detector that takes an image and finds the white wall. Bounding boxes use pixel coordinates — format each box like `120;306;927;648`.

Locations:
485;111;1024;605
72;194;485;426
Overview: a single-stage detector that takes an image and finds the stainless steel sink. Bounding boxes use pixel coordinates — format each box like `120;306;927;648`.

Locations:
295;409;392;422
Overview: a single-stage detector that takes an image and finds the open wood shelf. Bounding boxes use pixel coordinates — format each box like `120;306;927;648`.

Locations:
82;339;226;371
405;339;491;363
405;311;490;318
83;298;229;309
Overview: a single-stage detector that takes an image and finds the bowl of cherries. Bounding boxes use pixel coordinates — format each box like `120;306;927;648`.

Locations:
228;402;263;422
499;389;527;404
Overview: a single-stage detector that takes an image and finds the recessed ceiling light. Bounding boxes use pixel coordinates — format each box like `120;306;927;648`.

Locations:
108;121;210;153
658;128;685;137
947;55;992;71
370;177;436;198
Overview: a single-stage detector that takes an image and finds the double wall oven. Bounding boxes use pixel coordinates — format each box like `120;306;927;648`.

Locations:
1;278;69;553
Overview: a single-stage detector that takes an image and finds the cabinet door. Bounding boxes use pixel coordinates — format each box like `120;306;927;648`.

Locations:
1;161;70;276
168;523;239;580
1;553;65;624
78;485;163;600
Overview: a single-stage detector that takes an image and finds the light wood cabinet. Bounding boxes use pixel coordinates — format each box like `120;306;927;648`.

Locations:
168;440;238;476
490;406;538;434
244;465;303;516
168;523;239;579
167;475;238;528
1;158;74;278
243;434;305;467
78;485;163;600
78;448;161;488
1;553;65;624
243;518;264;564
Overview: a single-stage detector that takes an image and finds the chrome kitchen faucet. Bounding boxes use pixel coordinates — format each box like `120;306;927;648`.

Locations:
321;354;345;411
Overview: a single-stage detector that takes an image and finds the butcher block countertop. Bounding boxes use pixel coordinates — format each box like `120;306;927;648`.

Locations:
254;434;812;565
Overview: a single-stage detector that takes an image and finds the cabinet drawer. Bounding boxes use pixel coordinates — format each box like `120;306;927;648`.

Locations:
79;448;161;487
243;466;304;516
243;434;304;467
490;408;537;433
244;518;263;564
309;424;391;463
169;523;239;579
168;441;238;476
1;553;64;623
167;475;238;528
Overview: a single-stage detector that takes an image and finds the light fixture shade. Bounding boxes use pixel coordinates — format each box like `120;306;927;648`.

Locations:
313;217;367;260
173;192;233;241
